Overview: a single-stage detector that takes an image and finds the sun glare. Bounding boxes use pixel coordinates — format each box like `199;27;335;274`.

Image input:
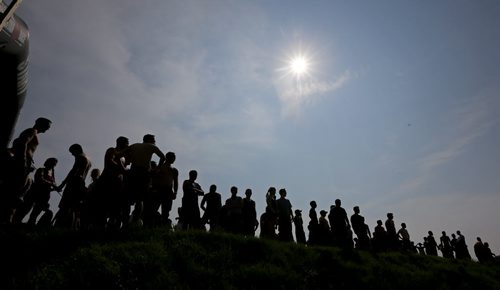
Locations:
289;55;310;78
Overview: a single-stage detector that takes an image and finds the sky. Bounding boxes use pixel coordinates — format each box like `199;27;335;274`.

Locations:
9;0;500;255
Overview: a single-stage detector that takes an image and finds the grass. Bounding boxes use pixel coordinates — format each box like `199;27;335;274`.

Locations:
0;226;499;289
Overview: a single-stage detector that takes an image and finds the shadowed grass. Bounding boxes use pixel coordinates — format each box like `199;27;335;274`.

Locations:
0;227;498;289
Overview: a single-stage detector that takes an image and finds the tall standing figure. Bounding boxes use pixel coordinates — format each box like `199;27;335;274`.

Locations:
152;151;178;227
55;144;92;229
181;170;204;230
124;134;165;225
0;117;51;223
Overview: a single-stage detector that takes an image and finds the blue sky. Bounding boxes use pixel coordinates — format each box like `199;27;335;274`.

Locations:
12;0;500;254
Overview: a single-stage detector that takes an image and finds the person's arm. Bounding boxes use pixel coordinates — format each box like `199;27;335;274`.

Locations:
173;168;179;196
153;146;165;167
200;195;207;211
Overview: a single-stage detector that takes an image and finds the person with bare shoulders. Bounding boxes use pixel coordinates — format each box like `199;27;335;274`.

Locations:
0;117;51;223
123;134;165;226
13;157;58;225
99;136;129;229
397;223;411;251
152;151;178;227
54;144;92;229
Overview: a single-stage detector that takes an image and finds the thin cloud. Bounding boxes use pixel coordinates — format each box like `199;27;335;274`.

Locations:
276;70;351;118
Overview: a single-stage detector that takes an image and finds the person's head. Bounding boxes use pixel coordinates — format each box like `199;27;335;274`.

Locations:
209;184;217;193
484;242;489;248
165;152;176;164
189;170;197;180
310;200;317;208
90;168;101;181
231;186;238;196
34;117;51;133
245;188;252;198
116;136;129;149
279;188;287;197
320;210;327;217
295;209;302;216
452;233;456;238
428;231;433;236
457;230;462;235
401;222;406;229
143;134;156;144
267;187;276;195
335;199;341;207
377;220;382;226
353;206;360;214
477;237;482;242
44;157;58;168
442;231;446;236
69;144;83;155
387;213;393;219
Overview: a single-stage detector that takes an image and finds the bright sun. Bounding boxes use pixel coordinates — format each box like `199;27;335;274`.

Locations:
288;54;311;79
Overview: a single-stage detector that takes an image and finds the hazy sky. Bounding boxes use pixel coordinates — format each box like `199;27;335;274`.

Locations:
12;0;500;254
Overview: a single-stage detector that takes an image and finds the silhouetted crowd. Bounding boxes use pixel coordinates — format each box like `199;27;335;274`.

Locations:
0;118;497;264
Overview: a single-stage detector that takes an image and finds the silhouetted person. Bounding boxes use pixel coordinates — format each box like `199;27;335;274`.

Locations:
242;188;258;236
439;231;454;259
329;199;351;247
181;170;204;230
317;210;331;246
99;136;129;229
385;213;398;250
265;187;277;216
225;186;243;234
474;237;486;263
351;206;371;250
124;134;165;226
293;209;306;244
260;206;277;240
200;184;222;231
13;157;58;225
80;168;101;229
425;231;438;256
416;242;426;255
152;151;178;227
397;223;411;251
482;242;495;263
451;233;458;258
307;200;319;245
54;144;91;229
1;117;51;223
455;230;471;260
373;220;387;252
276;188;293;242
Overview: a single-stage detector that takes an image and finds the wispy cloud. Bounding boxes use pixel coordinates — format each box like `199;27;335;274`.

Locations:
275;70;351;118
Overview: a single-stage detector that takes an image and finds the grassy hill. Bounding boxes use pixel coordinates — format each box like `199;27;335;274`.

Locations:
1;227;499;289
